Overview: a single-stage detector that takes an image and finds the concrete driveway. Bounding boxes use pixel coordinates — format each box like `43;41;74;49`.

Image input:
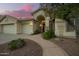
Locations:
0;33;68;56
0;33;19;44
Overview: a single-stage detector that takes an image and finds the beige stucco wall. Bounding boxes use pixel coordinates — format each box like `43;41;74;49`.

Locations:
33;10;45;20
55;18;76;38
0;16;17;24
15;21;21;34
45;17;50;31
33;20;40;32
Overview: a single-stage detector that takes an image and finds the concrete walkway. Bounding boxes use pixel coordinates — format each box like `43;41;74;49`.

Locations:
0;34;68;56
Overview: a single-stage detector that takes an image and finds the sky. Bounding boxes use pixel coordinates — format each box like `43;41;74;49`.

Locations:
0;3;40;18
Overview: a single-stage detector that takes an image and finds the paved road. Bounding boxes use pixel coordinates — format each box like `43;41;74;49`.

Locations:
0;33;68;56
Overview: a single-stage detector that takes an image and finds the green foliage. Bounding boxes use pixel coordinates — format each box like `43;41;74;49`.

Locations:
55;4;79;19
55;4;70;19
40;3;79;30
33;29;40;34
40;3;63;18
8;38;25;50
41;3;79;20
54;4;79;27
42;30;55;40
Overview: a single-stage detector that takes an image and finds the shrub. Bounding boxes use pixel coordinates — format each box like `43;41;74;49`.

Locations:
42;30;55;40
8;38;25;50
33;29;40;34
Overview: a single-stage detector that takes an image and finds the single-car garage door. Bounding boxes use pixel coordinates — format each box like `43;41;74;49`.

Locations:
3;24;16;34
22;24;33;34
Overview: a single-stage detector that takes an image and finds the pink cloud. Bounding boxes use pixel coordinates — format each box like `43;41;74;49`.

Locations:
4;4;33;19
7;10;33;19
19;4;32;12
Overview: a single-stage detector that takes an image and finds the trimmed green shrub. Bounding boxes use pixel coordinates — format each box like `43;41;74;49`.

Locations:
42;30;55;40
8;38;25;50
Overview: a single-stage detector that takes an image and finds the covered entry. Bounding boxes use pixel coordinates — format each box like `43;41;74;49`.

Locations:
32;9;51;33
36;15;45;33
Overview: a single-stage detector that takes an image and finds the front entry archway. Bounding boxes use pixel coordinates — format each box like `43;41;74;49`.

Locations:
37;15;45;33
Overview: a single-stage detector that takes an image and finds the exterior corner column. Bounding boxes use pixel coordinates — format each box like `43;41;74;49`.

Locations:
45;17;50;32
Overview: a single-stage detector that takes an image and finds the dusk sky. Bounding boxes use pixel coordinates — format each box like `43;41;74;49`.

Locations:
0;3;40;18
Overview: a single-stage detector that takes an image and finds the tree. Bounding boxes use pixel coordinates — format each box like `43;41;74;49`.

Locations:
40;3;63;20
40;3;79;39
40;3;79;28
40;3;63;32
55;3;79;30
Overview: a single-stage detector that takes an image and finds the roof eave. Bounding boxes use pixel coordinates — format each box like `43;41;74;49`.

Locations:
32;8;43;15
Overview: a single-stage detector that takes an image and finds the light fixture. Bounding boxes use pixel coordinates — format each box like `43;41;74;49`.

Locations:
40;24;42;27
29;22;33;26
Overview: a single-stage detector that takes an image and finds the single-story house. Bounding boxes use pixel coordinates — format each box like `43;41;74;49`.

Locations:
0;8;78;38
0;15;34;34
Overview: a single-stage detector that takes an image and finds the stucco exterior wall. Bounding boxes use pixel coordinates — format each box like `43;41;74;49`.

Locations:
15;21;22;34
33;10;45;20
0;16;17;24
45;17;50;31
55;18;76;38
55;19;65;36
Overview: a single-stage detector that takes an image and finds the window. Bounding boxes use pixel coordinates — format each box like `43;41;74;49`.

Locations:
66;19;74;32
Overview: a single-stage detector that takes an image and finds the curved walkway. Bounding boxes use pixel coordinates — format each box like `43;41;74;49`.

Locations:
19;34;68;56
0;34;68;56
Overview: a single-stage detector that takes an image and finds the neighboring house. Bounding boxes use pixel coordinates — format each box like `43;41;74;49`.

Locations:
0;15;34;34
0;8;77;38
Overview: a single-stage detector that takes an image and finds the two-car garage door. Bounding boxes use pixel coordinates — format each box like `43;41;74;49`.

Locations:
2;23;33;34
3;24;16;34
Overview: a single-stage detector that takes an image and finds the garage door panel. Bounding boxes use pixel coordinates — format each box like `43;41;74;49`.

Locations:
3;24;16;34
22;24;33;34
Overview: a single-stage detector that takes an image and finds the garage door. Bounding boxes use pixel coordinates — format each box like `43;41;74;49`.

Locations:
22;24;33;34
3;24;16;34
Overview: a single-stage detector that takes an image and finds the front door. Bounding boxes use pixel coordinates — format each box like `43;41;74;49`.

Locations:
40;21;45;33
